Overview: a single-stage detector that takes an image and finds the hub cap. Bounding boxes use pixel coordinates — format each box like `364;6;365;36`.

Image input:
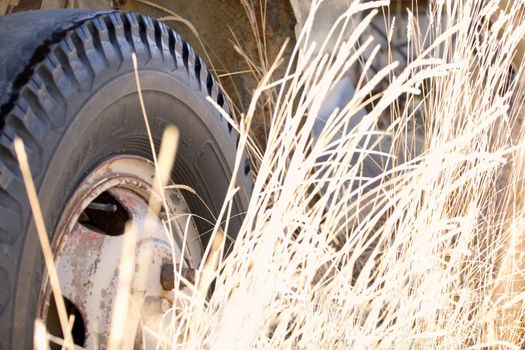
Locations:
38;156;202;348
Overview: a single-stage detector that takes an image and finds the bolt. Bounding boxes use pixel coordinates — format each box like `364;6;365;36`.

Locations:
87;202;117;212
160;263;195;291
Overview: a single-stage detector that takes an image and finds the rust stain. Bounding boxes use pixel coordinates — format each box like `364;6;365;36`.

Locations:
1;0;42;14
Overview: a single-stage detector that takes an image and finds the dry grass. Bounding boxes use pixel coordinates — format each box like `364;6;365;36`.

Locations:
163;0;525;348
14;139;75;349
25;0;525;348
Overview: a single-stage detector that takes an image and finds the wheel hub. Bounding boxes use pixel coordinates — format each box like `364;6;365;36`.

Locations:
39;156;202;348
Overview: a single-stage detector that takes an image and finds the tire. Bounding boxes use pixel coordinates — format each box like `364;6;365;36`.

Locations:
0;9;252;349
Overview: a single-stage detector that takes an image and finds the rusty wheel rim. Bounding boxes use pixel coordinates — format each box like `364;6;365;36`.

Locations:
38;155;202;348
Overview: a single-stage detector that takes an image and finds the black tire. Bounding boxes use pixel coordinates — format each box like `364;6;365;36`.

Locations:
0;9;251;349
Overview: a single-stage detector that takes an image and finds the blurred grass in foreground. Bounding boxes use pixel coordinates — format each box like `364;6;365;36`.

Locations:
168;0;525;348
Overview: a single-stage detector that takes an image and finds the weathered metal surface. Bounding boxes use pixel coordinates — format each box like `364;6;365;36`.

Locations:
0;0;41;14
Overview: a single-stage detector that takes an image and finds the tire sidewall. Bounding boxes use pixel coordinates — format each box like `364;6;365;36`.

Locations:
13;39;248;348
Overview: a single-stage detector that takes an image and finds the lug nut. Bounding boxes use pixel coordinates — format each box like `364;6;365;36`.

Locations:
160;263;195;291
87;202;118;212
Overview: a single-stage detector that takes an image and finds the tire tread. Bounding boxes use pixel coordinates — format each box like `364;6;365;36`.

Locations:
0;11;251;345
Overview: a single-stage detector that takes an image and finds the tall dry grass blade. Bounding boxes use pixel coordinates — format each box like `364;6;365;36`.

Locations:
106;222;137;350
34;318;48;350
108;54;181;349
14;138;75;350
107;125;179;349
47;334;87;350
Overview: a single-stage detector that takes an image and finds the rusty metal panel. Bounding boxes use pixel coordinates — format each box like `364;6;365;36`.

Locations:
0;0;42;14
40;0;65;8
